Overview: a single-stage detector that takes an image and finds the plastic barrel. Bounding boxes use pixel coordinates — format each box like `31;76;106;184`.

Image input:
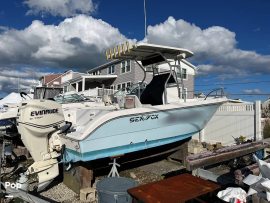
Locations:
96;177;137;203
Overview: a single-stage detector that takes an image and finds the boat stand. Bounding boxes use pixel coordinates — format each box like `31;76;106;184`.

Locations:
108;158;120;177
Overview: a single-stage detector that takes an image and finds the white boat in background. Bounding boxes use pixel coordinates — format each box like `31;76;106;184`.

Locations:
0;92;33;136
15;42;227;190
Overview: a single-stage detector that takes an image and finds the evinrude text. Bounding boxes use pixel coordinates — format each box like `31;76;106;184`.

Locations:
30;109;58;116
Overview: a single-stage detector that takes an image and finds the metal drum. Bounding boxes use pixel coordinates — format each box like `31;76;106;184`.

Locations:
96;177;137;203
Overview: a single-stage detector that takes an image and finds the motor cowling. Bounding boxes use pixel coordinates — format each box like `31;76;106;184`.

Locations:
17;99;66;191
17;99;65;161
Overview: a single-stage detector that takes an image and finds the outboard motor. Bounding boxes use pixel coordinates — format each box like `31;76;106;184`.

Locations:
17;99;66;191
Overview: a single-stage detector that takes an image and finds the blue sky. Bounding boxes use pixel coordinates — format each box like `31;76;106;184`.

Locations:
0;0;269;101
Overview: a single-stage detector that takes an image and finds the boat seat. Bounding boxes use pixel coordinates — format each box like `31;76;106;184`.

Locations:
140;73;176;105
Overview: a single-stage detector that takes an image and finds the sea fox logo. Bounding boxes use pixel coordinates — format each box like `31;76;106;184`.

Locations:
30;109;58;116
130;114;159;123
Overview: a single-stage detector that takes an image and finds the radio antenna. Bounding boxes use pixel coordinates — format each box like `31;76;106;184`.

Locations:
144;0;147;39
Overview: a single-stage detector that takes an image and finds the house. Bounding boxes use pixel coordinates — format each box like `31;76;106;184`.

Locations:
60;70;85;92
39;73;62;87
61;59;197;99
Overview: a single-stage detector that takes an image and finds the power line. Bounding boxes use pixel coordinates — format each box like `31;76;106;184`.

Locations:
196;80;270;87
189;89;270;96
227;93;270;96
190;88;270;95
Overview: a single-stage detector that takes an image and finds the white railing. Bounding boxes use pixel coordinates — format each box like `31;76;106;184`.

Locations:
80;88;116;97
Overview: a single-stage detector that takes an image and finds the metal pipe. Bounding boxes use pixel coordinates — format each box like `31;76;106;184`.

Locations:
173;60;181;99
135;59;146;85
178;60;186;102
158;52;173;104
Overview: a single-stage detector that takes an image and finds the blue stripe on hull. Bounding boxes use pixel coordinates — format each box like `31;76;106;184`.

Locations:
64;132;196;162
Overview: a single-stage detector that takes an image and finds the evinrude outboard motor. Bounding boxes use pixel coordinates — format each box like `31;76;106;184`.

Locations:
17;99;66;191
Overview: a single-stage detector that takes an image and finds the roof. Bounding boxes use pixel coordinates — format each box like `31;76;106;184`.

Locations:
87;59;122;74
181;59;198;70
62;74;117;84
40;73;62;84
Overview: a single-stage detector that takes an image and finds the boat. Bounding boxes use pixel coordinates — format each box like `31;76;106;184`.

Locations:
15;42;227;190
0;92;33;137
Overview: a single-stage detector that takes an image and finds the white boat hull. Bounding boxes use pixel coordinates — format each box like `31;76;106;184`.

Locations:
62;99;225;162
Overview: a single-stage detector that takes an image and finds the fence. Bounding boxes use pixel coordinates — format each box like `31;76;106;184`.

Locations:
193;101;261;146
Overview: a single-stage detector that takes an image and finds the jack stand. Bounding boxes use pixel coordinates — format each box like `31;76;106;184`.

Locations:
108;158;120;177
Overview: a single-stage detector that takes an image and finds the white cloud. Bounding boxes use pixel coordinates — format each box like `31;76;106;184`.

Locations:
145;16;270;76
0;15;129;70
0;26;9;32
0;15;269;96
0;67;48;95
0;15;132;95
24;0;97;17
146;17;236;56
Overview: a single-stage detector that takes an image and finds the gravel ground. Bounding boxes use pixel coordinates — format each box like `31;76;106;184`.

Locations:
40;182;79;203
1;159;187;202
4;159;266;203
38;159;184;202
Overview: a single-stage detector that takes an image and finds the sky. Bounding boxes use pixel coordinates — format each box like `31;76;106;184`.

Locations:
0;0;270;101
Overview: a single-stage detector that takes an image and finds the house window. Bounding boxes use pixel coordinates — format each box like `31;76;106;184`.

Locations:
116;82;131;90
126;82;131;87
92;70;101;75
121;60;131;74
126;60;131;72
177;68;187;79
63;86;68;92
182;68;187;79
108;65;115;74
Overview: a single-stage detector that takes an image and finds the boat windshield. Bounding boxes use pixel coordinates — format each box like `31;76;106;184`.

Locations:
127;82;147;98
54;93;90;104
113;82;147;98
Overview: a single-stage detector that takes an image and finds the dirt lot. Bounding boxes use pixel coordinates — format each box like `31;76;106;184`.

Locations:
39;159;185;203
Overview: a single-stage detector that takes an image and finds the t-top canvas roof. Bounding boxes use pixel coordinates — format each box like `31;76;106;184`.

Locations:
106;42;193;66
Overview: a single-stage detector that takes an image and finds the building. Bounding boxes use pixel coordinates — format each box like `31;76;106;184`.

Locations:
39;70;83;89
62;59;197;99
39;73;62;87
